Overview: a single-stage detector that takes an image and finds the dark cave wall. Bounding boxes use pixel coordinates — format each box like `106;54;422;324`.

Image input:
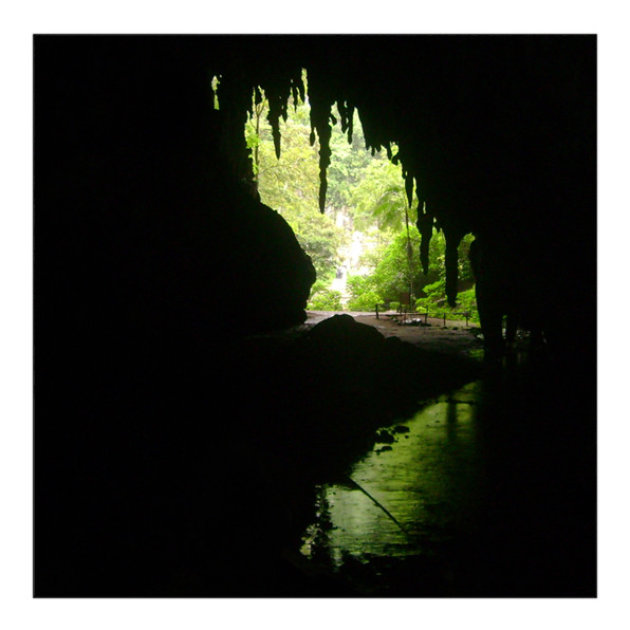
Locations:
35;37;316;348
35;37;320;594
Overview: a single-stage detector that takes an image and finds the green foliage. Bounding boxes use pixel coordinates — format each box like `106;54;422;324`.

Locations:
415;278;447;310
351;228;422;305
347;290;383;312
326;119;387;211
455;288;479;321
346;275;383;311
307;281;343;310
349;158;416;233
244;79;476;314
458;233;476;284
244;126;261;174
285;211;343;284
415;282;479;322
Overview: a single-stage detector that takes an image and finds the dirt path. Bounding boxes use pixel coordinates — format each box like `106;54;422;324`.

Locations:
305;311;483;358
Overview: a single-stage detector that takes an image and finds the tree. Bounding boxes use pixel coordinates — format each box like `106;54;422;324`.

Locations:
346;275;383;312
306;281;343;310
347;227;422;308
349;158;412;232
347;153;420;304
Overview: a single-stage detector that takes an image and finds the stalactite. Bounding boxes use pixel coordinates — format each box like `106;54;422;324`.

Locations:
315;119;332;212
358;104;395;162
308;68;335;213
357;107;376;153
208;39;593;340
443;224;466;306
347;107;354;143
262;68;305;160
266;89;288;160
219;60;461;284
337;100;355;143
444;229;463;307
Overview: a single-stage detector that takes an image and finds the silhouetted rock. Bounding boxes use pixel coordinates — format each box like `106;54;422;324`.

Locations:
375;430;395;444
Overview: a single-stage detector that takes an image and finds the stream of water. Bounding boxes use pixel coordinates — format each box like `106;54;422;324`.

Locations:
299;381;485;570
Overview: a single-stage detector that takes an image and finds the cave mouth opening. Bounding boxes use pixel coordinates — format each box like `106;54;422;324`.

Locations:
236;70;426;316
232;69;478;325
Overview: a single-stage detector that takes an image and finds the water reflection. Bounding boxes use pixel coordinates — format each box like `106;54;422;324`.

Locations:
300;381;484;568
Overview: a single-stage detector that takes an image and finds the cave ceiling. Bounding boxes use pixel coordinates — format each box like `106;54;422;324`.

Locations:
36;35;594;307
207;36;594;304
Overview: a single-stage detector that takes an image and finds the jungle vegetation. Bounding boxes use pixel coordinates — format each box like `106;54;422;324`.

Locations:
244;78;478;320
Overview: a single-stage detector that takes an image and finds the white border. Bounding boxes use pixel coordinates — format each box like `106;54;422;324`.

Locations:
3;1;629;628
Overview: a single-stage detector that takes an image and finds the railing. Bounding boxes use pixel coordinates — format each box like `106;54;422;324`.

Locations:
375;304;474;327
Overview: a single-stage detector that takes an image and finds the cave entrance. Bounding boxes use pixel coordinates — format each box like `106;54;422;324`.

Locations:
242;70;422;314
237;70;477;324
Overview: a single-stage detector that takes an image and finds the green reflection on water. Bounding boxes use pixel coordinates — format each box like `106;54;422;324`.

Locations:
300;381;484;566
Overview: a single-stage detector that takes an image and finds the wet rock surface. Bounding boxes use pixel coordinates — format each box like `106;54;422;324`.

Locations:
294;366;595;596
218;313;595;597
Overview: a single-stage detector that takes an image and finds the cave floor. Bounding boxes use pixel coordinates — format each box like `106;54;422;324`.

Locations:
264;312;596;597
303;311;484;357
47;310;593;597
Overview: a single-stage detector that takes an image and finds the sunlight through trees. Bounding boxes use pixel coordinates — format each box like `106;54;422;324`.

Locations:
244;74;476;318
